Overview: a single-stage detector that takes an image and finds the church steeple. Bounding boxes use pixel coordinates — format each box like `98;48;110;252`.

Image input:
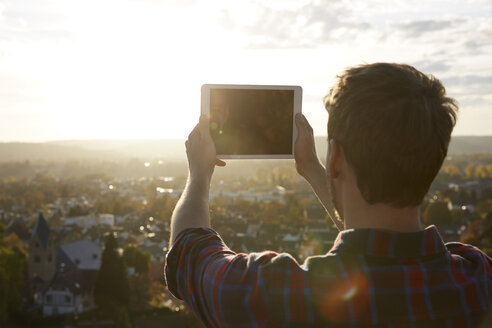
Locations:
30;212;51;248
29;212;56;289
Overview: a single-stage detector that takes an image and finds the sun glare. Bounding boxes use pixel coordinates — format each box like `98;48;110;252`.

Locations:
3;0;241;140
1;0;491;141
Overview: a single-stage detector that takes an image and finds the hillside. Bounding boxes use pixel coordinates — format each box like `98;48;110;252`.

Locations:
0;142;124;162
0;136;490;163
315;136;492;161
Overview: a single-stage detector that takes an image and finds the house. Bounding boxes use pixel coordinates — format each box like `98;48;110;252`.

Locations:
40;268;98;317
281;233;301;253
57;239;102;271
34;238;102;317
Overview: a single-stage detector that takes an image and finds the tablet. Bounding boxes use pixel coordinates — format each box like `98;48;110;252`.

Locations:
201;84;302;159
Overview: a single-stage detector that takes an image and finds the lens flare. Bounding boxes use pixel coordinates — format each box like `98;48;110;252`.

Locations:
313;272;369;323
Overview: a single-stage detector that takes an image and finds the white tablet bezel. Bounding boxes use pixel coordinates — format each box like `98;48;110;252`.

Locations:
201;84;302;159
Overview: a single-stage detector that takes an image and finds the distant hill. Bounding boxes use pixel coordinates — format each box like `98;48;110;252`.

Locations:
0;142;123;162
448;136;492;154
49;139;186;160
0;136;490;163
314;136;492;161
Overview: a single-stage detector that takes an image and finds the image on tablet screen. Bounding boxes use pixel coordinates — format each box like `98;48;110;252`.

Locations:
209;89;294;155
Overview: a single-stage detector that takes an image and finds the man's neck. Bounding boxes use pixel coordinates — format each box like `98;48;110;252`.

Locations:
341;187;422;232
343;204;422;232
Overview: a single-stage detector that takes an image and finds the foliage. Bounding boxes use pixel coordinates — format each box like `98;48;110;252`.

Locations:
94;233;130;311
123;245;151;274
2;233;28;261
145;194;177;222
422;201;454;227
67;204;90;217
0;245;26;323
113;306;132;328
128;274;151;311
443;164;461;177
122;245;152;311
272;165;298;187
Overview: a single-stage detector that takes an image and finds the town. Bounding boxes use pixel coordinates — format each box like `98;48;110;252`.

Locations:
0;154;491;327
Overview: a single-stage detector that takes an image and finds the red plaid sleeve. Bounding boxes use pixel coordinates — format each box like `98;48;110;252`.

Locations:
165;227;313;327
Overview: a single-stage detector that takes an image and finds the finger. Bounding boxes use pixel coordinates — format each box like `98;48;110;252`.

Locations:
188;123;199;137
295;113;303;127
295;113;309;137
188;124;200;141
215;158;226;167
302;114;314;134
199;115;210;138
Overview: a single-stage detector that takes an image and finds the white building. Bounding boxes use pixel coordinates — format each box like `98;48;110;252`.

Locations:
64;214;115;229
41;269;98;317
98;213;115;226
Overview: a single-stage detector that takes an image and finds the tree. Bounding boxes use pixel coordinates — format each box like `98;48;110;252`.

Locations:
422;201;453;227
113;306;132;328
2;233;28;261
253;166;271;184
123;245;150;275
123;245;151;310
0;247;25;323
475;165;489;179
443;164;461;179
67;204;90;217
272;165;297;186
465;163;476;179
94;233;130;315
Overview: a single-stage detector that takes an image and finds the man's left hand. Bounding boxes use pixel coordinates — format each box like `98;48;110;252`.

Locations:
186;115;226;181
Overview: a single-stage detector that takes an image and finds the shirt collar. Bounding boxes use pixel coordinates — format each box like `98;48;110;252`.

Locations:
329;225;447;258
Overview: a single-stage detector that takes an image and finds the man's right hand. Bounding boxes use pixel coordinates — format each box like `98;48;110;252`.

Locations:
294;113;344;230
294;113;325;182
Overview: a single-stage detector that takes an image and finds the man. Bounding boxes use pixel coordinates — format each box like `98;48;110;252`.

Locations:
165;63;492;327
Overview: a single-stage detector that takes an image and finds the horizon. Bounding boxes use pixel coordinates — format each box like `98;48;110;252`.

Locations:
1;136;492;164
0;134;491;144
1;0;491;142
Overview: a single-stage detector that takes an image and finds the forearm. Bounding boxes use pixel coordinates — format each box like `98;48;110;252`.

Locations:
304;162;344;231
170;175;211;244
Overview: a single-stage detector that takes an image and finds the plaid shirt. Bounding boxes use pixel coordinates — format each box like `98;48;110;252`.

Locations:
165;225;492;327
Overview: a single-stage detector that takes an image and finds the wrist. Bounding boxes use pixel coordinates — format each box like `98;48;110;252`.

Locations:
299;160;325;182
188;172;211;189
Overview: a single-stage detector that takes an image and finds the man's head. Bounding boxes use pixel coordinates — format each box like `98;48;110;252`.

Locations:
324;63;458;209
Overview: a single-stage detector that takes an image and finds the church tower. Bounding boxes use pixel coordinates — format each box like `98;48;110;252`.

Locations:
29;213;56;290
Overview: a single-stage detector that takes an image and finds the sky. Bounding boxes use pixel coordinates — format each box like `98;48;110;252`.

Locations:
0;0;491;142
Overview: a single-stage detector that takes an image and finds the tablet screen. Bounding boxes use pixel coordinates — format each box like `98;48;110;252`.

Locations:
209;88;295;156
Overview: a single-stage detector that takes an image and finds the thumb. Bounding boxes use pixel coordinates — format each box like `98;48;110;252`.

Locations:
215;159;226;167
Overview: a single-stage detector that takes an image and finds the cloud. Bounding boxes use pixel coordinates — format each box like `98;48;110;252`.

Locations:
458;96;488;107
392;19;462;38
0;2;70;43
216;0;372;48
462;29;492;54
444;75;492;95
412;59;451;74
381;15;492;80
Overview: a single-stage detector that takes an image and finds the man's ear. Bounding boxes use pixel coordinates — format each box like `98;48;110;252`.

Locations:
328;139;343;179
